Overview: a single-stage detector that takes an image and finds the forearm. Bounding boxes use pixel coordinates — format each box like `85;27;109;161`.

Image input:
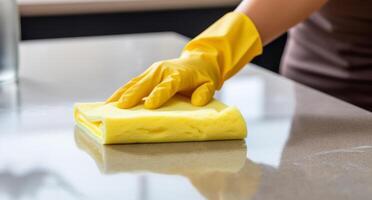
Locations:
236;0;327;45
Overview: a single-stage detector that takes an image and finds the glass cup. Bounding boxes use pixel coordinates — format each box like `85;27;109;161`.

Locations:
0;0;20;83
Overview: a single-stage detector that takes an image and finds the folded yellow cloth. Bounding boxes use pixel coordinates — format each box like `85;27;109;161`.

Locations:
74;95;246;144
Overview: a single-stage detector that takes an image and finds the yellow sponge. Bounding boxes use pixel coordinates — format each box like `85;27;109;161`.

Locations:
74;95;246;144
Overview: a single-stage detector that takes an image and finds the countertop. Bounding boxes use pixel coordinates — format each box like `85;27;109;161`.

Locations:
18;0;240;16
1;32;372;200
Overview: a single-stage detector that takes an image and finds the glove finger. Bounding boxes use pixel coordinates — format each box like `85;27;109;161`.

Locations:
105;62;160;103
144;74;181;109
105;75;143;103
191;82;215;106
117;73;160;108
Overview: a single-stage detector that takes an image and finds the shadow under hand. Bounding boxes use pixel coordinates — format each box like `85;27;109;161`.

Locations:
74;127;262;200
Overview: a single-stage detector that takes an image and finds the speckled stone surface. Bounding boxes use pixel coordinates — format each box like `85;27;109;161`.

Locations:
0;33;371;200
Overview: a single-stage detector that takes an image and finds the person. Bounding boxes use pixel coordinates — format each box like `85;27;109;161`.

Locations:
106;0;372;111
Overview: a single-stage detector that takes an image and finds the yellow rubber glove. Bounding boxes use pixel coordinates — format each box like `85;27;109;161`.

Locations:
107;12;262;109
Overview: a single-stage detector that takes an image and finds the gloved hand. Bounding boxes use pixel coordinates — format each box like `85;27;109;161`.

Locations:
106;12;262;109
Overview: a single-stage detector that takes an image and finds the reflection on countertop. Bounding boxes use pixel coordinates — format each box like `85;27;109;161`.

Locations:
0;169;80;200
75;127;261;200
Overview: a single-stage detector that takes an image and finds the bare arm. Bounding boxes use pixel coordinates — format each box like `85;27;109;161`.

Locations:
236;0;327;45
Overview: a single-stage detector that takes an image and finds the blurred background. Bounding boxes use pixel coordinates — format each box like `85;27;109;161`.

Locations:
19;0;287;73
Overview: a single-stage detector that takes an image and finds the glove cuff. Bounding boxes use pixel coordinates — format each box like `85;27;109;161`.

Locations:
184;12;263;89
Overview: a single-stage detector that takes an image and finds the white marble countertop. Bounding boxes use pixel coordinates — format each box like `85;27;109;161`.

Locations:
18;0;240;16
0;32;371;200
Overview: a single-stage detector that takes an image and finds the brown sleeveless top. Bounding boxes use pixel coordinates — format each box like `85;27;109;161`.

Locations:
280;0;372;111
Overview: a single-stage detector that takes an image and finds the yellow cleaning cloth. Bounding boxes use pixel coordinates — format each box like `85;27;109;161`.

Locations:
74;95;246;144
